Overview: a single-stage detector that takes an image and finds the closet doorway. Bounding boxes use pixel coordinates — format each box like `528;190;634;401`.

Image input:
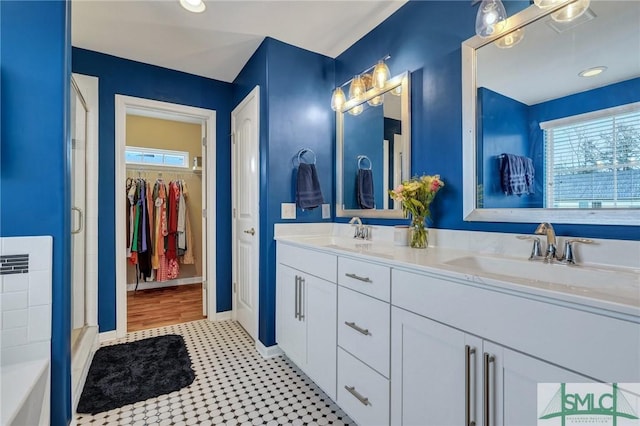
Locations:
115;96;217;338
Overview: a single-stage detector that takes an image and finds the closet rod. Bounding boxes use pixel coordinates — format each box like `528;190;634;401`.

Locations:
125;166;199;175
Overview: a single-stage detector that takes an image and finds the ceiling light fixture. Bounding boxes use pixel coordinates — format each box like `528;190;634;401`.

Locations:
494;28;525;48
551;0;590;22
579;66;607;78
180;0;206;13
330;55;391;112
475;0;508;38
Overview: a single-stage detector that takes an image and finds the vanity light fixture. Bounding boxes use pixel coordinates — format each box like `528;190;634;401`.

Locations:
475;0;508;38
551;0;590;22
533;0;568;8
330;55;392;112
495;28;525;48
180;0;206;13
579;66;607;78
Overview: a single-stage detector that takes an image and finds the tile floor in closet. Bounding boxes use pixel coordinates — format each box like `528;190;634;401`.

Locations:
75;320;353;426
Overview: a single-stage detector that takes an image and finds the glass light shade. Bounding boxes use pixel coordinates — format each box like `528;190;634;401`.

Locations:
372;60;390;89
367;95;383;107
349;75;366;100
494;28;525;48
475;0;507;38
179;0;206;13
551;0;590;22
533;0;567;8
347;104;364;116
331;87;346;112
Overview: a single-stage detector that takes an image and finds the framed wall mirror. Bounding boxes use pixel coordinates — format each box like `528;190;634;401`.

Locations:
336;71;410;218
462;1;640;226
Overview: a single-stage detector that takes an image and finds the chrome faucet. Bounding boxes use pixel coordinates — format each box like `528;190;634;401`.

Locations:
534;222;558;262
349;217;371;240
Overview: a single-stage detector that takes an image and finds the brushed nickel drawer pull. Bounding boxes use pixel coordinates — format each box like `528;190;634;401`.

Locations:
344;385;371;406
344;321;371;336
484;352;495;426
345;273;372;283
465;345;476;426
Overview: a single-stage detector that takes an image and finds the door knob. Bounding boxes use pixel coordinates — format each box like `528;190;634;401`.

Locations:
243;227;255;236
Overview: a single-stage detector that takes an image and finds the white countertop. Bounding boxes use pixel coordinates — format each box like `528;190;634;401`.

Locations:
274;226;640;321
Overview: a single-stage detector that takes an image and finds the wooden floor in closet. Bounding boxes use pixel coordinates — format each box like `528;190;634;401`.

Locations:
127;283;206;332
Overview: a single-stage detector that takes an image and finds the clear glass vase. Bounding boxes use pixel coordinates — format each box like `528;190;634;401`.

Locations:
410;215;428;249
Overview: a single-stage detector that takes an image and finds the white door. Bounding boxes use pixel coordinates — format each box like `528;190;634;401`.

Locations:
391;306;483;426
484;341;591;426
276;264;306;366
232;86;260;340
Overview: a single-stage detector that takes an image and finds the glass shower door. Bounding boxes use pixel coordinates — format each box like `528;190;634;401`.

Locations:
70;78;88;349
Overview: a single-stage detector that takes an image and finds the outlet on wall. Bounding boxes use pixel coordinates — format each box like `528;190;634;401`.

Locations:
281;203;296;219
322;204;330;219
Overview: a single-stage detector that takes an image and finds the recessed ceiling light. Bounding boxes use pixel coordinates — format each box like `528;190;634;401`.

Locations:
180;0;205;13
579;66;607;78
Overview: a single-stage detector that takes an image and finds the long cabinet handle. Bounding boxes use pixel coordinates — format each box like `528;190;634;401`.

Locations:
344;385;371;406
299;277;305;320
483;352;495;426
465;345;476;426
345;273;372;283
344;321;371;336
294;276;299;320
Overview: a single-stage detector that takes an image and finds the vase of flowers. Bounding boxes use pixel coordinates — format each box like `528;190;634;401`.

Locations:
388;174;445;249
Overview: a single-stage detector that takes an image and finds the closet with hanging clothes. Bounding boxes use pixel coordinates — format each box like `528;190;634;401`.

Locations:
124;114;206;331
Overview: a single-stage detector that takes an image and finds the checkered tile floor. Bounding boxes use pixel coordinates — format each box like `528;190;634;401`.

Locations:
75;320;353;425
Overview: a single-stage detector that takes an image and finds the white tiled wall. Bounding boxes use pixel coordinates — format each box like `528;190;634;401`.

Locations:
0;236;53;366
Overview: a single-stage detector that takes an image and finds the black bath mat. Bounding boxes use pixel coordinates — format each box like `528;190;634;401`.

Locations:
76;334;195;414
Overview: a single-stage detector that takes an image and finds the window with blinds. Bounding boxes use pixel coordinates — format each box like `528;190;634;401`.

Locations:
541;103;640;209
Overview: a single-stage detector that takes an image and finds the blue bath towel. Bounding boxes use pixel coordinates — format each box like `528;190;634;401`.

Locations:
296;163;323;210
500;153;535;196
357;169;375;209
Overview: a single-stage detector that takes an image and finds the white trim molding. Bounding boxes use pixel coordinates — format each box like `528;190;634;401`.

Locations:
256;340;283;359
115;95;217;338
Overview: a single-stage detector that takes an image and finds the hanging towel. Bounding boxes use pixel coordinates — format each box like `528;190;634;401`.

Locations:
500;153;535;196
357;169;375;209
296;163;323;210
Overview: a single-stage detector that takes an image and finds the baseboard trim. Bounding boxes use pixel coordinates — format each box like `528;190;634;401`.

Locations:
98;330;117;343
256;340;283;359
126;276;203;291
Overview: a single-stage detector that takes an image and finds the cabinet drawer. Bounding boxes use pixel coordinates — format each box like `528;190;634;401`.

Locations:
338;257;390;302
277;242;337;283
337;348;390;426
338;286;390;377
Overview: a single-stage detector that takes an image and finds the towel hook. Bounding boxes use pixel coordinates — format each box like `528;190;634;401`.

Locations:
295;148;317;166
357;155;372;170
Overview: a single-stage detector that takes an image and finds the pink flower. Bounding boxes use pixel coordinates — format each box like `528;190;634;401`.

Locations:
394;184;404;193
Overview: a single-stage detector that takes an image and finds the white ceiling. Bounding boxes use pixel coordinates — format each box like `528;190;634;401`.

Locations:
476;1;640;105
72;0;408;83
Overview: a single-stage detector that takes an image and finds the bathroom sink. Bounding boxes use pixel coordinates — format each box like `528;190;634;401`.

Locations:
443;255;640;306
322;242;395;259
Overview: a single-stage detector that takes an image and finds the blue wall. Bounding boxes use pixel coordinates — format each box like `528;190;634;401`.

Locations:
334;0;638;240
71;48;234;331
1;2;72;425
478;87;542;208
233;38;334;346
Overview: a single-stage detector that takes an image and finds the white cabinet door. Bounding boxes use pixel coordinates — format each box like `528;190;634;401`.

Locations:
483;341;591;426
391;307;482;426
305;274;337;401
276;263;306;367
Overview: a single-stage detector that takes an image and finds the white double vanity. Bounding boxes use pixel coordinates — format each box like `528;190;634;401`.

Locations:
274;223;640;425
